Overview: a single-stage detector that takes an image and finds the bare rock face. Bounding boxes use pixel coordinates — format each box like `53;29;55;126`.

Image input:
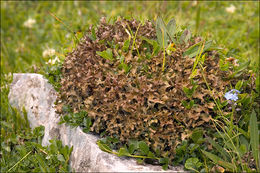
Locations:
8;73;184;172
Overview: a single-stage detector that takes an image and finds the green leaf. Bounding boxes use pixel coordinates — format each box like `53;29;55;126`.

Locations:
201;150;236;171
156;16;168;47
128;139;139;154
159;157;169;170
256;75;259;93
136;158;144;164
235;80;243;91
162;164;168;170
219;58;230;71
207;138;230;161
107;136;120;144
35;154;49;172
57;154;65;162
122;39;130;52
96;49;114;61
236;60;250;73
119;62;131;74
97;140;113;153
185;158;202;171
195;6;201;34
33;125;45;137
138;141;149;155
249;110;259;169
82;117;92;133
191;128;203;143
89;27;97;41
181;100;188;108
183;40;212;58
180;29;191;44
140;36;160;55
200;53;206;65
147;151;156;159
118;147;130;157
128;144;136;154
190;69;198;79
182;100;194;109
238;144;247;157
233;60;251;78
166;18;176;42
183;86;191;98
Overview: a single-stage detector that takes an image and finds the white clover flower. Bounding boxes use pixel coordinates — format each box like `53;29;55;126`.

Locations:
42;48;56;58
46;56;60;65
192;0;197;7
4;72;12;79
23;18;36;28
78;10;82;16
54;56;60;63
65;33;71;38
74;1;79;6
226;4;236;14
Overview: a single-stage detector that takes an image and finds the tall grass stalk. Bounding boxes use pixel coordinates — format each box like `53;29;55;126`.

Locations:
162;29;166;72
198;61;246;172
195;6;201;35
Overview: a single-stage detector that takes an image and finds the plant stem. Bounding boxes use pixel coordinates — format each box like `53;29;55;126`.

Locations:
162;29;166;72
48;11;79;42
132;23;142;57
7;150;32;172
198;62;245;172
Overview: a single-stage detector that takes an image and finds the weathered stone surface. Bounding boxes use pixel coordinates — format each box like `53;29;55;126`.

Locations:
8;73;184;172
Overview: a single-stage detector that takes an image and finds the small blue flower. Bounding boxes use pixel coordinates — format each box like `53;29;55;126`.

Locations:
224;89;240;101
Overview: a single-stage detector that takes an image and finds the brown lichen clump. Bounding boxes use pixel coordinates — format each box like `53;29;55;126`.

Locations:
56;17;242;159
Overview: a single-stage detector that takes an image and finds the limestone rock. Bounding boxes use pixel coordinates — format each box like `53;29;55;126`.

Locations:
8;73;184;172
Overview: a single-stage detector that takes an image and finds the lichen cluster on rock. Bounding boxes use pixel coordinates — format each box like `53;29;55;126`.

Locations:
56;17;252;160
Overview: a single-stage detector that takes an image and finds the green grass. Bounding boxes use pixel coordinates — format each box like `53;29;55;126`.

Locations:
1;1;259;73
1;1;259;172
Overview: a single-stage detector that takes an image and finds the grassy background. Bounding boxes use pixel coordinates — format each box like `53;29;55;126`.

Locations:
1;1;259;74
1;1;259;171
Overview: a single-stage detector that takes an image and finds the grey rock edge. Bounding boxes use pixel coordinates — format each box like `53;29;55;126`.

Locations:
8;73;184;172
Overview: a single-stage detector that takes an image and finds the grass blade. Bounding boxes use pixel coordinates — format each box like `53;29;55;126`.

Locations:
201;150;236;171
207;138;231;161
7;151;32;172
249;110;259;170
195;6;201;34
183;40;212;58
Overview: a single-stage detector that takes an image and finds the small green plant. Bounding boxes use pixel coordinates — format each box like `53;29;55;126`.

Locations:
185;158;203;172
96;48;114;61
97;137;170;170
1;124;73;172
59;106;92;133
0;73;73;172
155;17;177;71
195;51;259;172
41;59;63;91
